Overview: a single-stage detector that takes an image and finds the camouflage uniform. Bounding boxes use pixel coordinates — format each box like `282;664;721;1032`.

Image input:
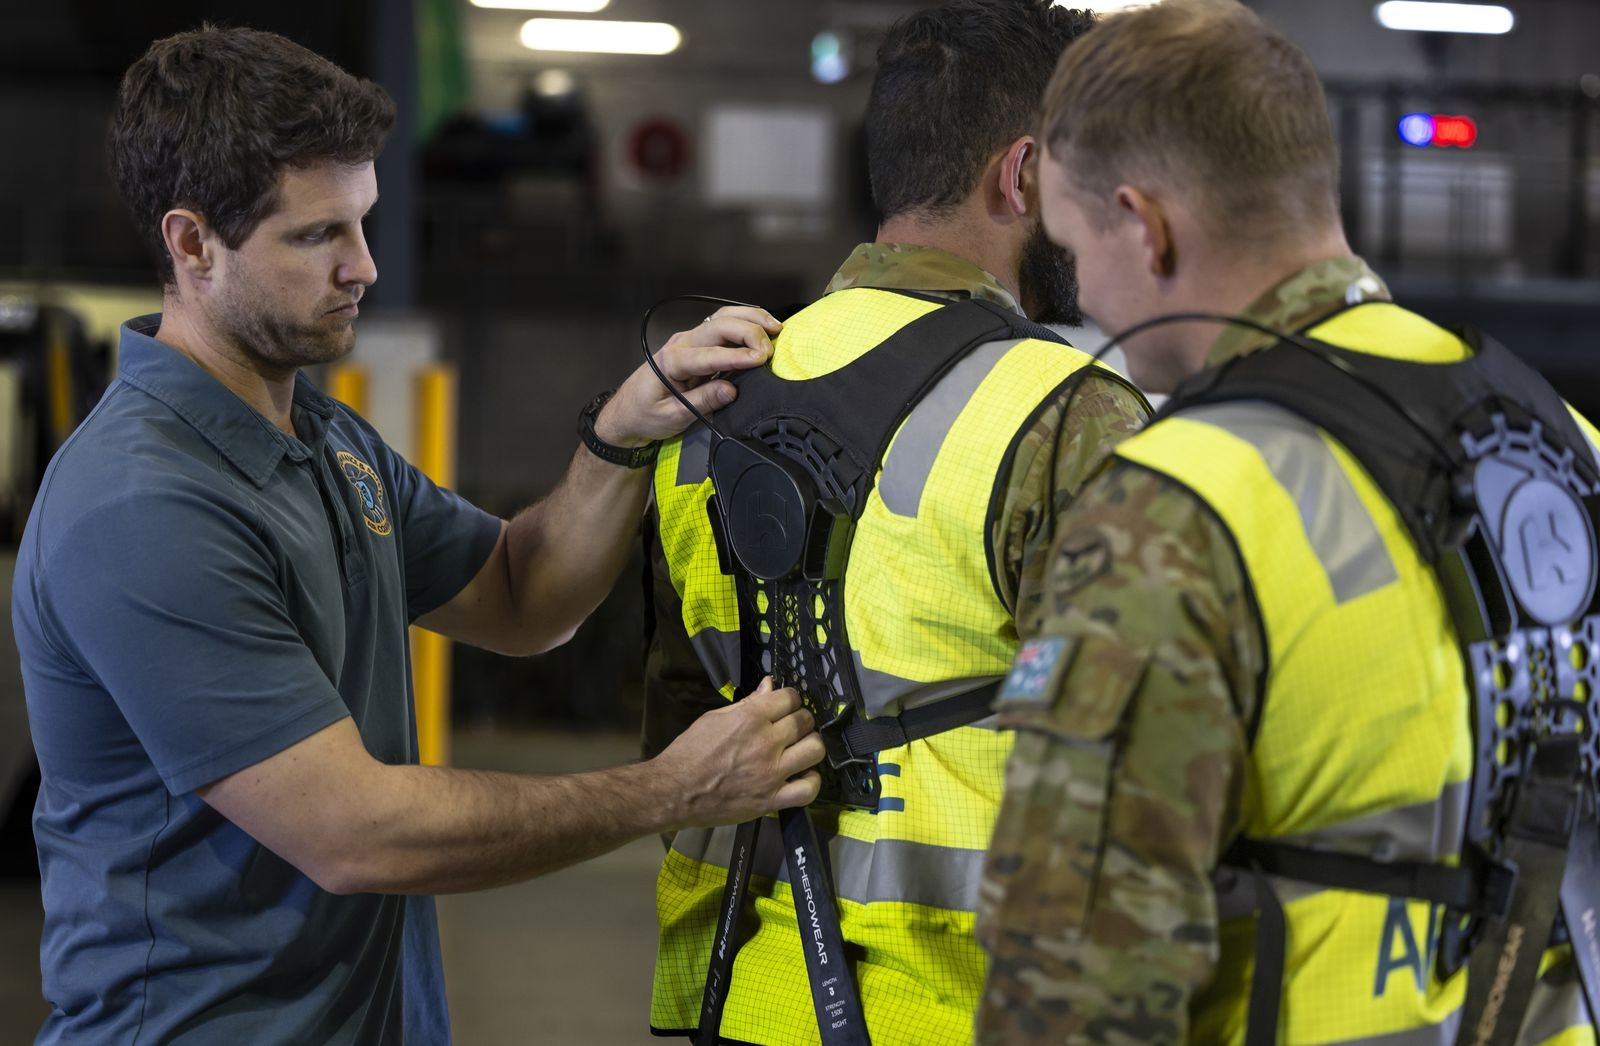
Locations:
642;242;1151;760
974;256;1392;1043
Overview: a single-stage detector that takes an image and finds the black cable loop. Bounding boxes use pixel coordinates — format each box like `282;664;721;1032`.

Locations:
639;294;759;442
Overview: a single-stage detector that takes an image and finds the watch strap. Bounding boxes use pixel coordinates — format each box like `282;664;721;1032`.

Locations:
578;390;659;469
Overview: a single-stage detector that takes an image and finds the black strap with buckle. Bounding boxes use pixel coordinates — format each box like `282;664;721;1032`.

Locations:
821;683;1000;771
694;682;1002;1044
1459;736;1583;1045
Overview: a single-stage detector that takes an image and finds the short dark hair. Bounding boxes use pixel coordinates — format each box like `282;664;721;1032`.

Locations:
109;25;396;285
1041;0;1338;235
865;0;1096;222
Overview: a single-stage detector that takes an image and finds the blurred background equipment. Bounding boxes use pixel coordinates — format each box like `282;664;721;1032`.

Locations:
1;0;1599;1041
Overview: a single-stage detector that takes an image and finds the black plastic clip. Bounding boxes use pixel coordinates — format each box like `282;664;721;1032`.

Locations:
815;702;881;810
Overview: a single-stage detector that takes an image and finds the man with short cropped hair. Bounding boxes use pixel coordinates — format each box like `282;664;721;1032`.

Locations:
977;1;1598;1042
14;25;823;1043
642;3;1148;1043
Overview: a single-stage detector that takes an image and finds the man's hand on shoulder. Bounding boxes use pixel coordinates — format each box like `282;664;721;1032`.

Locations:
651;677;825;828
595;305;783;447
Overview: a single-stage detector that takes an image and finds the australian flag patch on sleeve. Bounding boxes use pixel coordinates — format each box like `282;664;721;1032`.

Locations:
999;636;1071;703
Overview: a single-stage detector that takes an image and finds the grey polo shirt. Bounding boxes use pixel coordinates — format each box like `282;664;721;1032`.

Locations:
13;315;502;1044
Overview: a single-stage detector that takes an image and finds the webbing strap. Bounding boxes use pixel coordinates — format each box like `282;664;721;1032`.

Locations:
1458;738;1581;1046
692;810;869;1045
835;683;999;761
713;296;1065;514
1221;837;1510;1046
694;817;762;1046
1243;866;1288;1046
1222;738;1586;1046
691;682;996;1045
779;807;870;1044
1559;811;1600;1029
1222;839;1511;917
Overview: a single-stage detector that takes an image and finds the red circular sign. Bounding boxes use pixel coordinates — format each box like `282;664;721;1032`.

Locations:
628;117;690;183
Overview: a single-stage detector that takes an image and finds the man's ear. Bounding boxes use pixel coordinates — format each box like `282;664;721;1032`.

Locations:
160;208;215;284
996;135;1035;219
1114;186;1175;279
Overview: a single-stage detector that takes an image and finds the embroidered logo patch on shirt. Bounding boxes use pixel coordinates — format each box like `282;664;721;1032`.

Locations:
337;451;392;536
1000;636;1069;703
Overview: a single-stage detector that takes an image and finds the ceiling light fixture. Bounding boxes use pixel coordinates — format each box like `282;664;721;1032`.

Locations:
1374;2;1515;35
472;0;609;11
520;18;682;55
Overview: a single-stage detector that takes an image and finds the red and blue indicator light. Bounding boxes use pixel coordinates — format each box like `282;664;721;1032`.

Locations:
1398;113;1479;149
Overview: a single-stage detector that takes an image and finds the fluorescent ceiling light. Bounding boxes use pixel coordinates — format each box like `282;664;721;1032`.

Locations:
1374;2;1514;34
472;0;608;10
520;18;681;55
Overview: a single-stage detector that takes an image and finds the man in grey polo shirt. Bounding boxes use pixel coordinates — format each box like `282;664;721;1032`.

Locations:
12;26;824;1045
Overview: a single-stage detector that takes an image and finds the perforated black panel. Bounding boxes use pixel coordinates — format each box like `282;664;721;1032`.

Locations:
1468;619;1600;844
737;415;878;808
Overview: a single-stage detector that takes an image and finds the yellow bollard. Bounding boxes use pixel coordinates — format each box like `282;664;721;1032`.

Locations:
411;366;458;767
327;361;454;766
45;313;76;447
326;364;369;415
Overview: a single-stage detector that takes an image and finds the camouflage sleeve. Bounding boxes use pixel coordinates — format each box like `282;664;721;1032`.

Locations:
975;460;1265;1044
641;506;727;762
991;369;1150;636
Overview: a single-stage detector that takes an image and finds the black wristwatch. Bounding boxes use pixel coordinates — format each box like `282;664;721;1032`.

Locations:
578;390;659;469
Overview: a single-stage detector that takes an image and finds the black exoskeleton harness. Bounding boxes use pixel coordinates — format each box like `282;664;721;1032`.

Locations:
1164;324;1600;1045
690;291;1138;1046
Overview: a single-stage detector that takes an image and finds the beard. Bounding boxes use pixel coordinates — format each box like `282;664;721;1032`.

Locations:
211;269;358;373
1017;222;1082;328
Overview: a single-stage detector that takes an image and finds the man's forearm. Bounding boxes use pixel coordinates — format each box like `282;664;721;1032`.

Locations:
504;445;650;648
325;755;678;895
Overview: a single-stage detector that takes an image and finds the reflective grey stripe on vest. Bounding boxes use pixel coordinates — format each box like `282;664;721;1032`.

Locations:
1274;778;1469;865
675;424;714;487
688;627;740;691
672;822;985;914
1332;1011;1460;1046
851;650;1003;722
1519;956;1591;1045
1183;402;1399;605
1304;956;1587;1045
1215;781;1470;917
877;338;1021;518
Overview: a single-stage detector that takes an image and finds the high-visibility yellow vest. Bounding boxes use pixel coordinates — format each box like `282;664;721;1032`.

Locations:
650;286;1127;1045
1115;301;1597;1045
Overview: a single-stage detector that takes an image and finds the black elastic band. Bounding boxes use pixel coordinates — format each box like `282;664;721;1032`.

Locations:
693;810;870;1045
1559;810;1600;1029
695;817;763;1046
1244;867;1287;1046
1459;738;1581;1045
1223;838;1511;917
779;808;870;1045
837;683;999;759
